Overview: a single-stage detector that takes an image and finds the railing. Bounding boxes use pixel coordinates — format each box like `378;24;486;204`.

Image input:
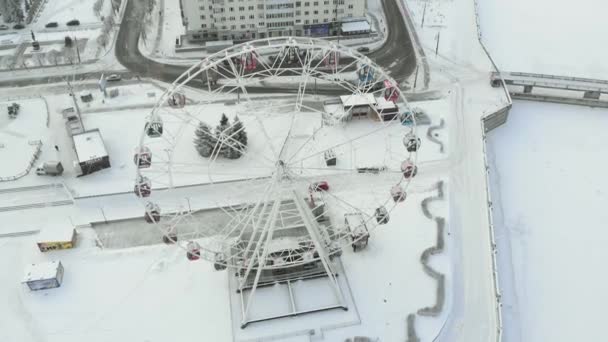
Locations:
0;140;43;182
479;116;505;342
473;0;511;341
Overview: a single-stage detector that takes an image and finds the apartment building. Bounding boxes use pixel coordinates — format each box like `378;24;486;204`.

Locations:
181;0;367;42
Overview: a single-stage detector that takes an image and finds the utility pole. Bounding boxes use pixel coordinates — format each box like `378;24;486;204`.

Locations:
435;31;440;57
413;65;419;89
421;2;428;28
74;37;81;64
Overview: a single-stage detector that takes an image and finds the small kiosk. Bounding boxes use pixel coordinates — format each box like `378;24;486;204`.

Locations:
22;261;64;291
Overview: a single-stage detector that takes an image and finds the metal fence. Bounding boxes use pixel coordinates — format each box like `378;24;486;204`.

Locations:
473;0;512;341
0;140;43;182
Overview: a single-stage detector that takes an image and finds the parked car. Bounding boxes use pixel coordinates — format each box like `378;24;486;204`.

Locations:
13;23;25;30
0;25;9;31
106;74;121;82
357;46;370;53
66;19;80;26
45;22;58;28
309;181;330;192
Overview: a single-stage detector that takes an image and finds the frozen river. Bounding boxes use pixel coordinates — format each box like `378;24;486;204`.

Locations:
487;101;608;342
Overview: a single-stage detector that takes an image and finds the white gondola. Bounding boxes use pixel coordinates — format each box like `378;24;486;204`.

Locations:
375;206;389;224
146;115;163;138
400;160;418;179
162;225;178;244
214;252;227;270
167;93;186;108
324;149;337;166
133;146;152;168
187;241;201;261
144;202;161;223
403;132;421;152
390;185;406;203
134;176;151;197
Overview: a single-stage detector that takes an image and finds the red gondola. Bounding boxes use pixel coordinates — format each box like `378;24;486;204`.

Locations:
400;160;418;179
383;79;399;103
309;181;330;192
187;241;201;261
134;176;151;197
134;146;152;168
242;52;257;71
144;202;161;223
324;50;339;71
390;185;406;203
403;132;421;152
167;93;186;108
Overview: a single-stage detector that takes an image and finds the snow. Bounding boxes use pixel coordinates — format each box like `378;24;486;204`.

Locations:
487;101;608;342
38;221;75;242
22;260;61;282
341;20;371;33
477;0;608;79
72;129;109;162
34;0;111;29
340;93;376;106
0;97;47;179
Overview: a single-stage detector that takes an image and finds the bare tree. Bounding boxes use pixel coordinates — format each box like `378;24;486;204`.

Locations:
93;0;103;17
47;49;61;66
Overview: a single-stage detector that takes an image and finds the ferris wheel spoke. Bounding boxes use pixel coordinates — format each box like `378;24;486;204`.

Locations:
286;121;400;167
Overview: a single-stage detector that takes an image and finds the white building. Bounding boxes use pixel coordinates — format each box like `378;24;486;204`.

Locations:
181;0;367;42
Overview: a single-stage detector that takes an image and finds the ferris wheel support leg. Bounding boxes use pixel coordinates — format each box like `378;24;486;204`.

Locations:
291;190;347;309
237;196;274;290
241;198;281;327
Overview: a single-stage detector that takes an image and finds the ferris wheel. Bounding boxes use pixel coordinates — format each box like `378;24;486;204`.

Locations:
134;37;421;327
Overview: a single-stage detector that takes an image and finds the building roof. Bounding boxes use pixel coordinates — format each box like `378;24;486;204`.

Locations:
340;94;377;107
72;129;109;162
341;20;371;33
375;96;398;110
37;222;75;243
22;261;62;283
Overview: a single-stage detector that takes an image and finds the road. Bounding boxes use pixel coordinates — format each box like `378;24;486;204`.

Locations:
115;0;419;90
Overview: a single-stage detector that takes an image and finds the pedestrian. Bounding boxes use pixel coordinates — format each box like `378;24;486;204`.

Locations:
54;145;59;151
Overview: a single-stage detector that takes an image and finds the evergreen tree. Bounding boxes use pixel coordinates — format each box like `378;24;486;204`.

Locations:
193;122;217;158
216;113;232;158
233;115;248;148
225;115;246;159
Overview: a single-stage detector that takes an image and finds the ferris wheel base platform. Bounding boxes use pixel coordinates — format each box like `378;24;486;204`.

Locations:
228;258;360;338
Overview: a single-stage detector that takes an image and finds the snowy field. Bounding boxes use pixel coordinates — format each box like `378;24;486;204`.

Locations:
477;1;608;341
0;73;454;341
487;102;608;342
477;0;608;79
0;98;48;179
34;0;112;29
0;185;446;342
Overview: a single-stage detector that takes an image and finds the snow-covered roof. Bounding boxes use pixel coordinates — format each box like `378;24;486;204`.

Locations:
38;223;75;243
22;261;62;282
375;96;398;110
206;40;233;47
341;20;371;33
72;129;108;162
340;94;377;107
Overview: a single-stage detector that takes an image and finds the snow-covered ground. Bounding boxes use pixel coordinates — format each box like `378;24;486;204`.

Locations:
0;72;456;340
487;102;608;342
477;0;608;79
0;0;121;71
477;1;608;341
